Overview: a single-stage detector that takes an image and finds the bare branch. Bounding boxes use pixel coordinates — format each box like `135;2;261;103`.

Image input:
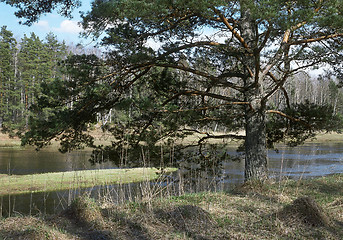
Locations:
258;24;272;52
198;134;245;145
180;128;245;144
261;72;288;104
154;62;244;91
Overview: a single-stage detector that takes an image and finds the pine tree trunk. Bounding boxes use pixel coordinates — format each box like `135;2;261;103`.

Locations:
240;1;268;181
244;107;268;180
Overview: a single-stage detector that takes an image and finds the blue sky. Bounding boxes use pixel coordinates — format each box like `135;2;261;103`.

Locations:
0;0;93;45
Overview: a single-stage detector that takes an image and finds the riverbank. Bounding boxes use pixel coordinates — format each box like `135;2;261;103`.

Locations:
0;168;177;196
1;131;342;148
0;174;342;239
0;133;21;147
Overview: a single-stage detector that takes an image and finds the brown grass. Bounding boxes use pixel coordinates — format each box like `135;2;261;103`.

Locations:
0;133;21;147
1;174;342;239
278;196;331;227
307;132;343;143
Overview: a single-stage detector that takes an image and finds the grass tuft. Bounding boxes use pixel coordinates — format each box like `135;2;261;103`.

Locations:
66;195;105;230
278;196;331;227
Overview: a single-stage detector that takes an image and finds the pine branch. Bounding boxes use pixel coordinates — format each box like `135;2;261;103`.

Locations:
289;33;343;46
266;110;311;128
213;7;249;49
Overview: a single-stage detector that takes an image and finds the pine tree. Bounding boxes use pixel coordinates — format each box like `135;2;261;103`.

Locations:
44;32;68;80
15;32;69;132
0;26;18;131
11;0;343;181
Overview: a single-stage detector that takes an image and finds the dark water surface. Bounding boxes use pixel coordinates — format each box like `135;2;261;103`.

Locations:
0;142;342;217
0;148;114;175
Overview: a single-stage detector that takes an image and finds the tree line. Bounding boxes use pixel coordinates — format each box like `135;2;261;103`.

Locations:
1;24;342;137
0;26;69;134
0;26;104;135
1;24;343;147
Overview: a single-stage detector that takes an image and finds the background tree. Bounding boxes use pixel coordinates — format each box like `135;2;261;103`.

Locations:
6;0;343;181
0;26;18;130
0;28;70;134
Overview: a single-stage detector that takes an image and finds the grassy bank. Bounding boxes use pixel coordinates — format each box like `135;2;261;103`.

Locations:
0;133;21;148
0;168;177;196
1;174;342;239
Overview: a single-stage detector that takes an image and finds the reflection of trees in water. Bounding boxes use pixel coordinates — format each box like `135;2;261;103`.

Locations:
173;145;229;193
89;143;242;193
175;158;223;193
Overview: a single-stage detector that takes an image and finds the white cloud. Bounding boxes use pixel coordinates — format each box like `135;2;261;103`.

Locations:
34;20;50;30
53;20;82;34
33;19;82;35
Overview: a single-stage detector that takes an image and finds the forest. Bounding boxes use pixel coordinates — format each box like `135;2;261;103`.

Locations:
1;25;342;138
0;26;100;134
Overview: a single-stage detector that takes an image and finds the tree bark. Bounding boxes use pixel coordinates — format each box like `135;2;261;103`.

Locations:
239;0;268;181
244;106;268;180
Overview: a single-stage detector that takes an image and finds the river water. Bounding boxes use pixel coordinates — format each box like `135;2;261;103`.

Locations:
0;142;342;217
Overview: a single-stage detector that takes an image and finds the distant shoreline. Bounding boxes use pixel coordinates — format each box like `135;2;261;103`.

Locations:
0;131;341;148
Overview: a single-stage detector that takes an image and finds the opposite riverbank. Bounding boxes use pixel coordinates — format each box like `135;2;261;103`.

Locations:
0;174;342;239
0;131;342;148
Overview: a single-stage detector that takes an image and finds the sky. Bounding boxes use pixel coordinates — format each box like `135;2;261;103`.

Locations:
0;1;326;78
0;0;93;45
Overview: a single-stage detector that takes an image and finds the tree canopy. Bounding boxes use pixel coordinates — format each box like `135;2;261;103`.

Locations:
0;0;81;25
5;0;343;181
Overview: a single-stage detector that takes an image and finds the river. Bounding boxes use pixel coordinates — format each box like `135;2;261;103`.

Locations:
0;142;342;217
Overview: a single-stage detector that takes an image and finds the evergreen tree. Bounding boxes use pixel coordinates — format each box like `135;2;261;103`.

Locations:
0;26;18;131
0;26;72;134
17;33;45;129
13;1;343;181
44;32;69;79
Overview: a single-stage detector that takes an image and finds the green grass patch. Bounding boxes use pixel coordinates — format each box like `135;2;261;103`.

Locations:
0;167;177;196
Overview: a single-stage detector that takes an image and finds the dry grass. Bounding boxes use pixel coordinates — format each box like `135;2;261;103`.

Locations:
307;132;343;143
1;174;342;239
0;133;21;148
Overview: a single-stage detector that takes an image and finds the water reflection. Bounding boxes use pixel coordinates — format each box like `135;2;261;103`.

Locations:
0;183;143;217
268;143;343;178
0;147;115;175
